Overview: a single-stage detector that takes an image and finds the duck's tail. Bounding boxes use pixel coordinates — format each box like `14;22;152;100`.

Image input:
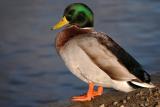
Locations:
128;81;155;89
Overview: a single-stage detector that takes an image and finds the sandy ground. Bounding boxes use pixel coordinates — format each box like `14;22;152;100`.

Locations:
45;73;160;107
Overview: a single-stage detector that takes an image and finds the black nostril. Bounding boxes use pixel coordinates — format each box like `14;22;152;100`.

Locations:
50;27;54;30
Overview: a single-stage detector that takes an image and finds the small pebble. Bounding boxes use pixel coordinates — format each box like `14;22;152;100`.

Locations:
140;103;144;107
126;96;130;100
113;101;118;105
140;97;145;100
136;93;140;96
154;93;158;97
144;102;149;106
146;98;149;102
120;105;124;107
140;91;143;95
99;104;105;107
122;100;127;104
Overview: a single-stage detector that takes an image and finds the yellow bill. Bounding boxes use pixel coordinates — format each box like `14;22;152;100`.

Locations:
52;16;69;30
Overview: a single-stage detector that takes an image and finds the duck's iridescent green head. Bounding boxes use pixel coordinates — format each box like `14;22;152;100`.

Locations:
53;3;94;29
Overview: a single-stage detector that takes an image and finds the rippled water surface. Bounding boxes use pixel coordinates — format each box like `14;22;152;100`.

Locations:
0;0;160;107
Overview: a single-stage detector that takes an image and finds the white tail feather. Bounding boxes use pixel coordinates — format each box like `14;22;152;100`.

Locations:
131;81;155;88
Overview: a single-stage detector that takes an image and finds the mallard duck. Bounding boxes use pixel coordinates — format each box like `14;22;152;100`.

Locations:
51;3;155;101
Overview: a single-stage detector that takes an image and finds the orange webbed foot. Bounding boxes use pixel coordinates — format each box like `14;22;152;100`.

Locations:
93;86;103;97
72;83;103;102
72;94;87;99
72;95;92;101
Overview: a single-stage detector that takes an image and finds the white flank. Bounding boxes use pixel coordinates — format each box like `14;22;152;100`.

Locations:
112;80;135;92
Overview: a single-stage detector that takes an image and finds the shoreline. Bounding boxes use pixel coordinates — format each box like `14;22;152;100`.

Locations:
45;72;160;107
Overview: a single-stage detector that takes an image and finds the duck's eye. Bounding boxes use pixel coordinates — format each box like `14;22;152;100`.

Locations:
66;15;72;21
68;9;75;15
66;9;75;21
77;12;85;22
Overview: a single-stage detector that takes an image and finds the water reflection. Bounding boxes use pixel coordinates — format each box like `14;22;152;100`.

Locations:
0;0;160;107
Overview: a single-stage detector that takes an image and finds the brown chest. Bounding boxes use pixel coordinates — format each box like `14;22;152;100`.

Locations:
55;26;93;51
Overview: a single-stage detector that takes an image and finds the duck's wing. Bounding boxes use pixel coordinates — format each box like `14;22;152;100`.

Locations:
77;32;151;83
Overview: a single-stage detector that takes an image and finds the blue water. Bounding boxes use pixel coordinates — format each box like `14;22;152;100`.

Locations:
0;0;160;107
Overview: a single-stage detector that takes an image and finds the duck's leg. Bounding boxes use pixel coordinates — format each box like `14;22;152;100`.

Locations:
93;86;103;96
72;82;94;101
